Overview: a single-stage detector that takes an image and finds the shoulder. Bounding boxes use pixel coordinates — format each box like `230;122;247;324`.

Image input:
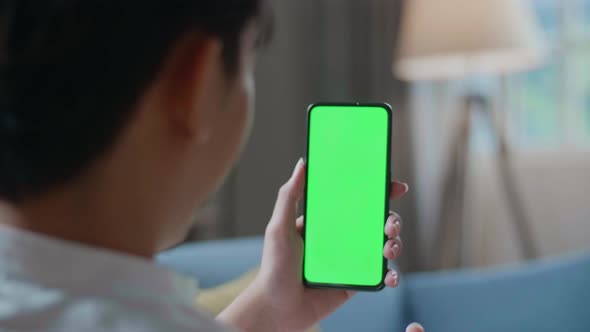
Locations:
0;286;233;332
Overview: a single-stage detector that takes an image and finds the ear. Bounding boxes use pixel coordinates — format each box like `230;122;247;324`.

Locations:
159;33;224;143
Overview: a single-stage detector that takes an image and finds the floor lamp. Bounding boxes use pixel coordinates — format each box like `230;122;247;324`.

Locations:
394;0;546;268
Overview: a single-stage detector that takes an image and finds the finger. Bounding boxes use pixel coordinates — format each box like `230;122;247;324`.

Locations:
383;237;402;260
268;158;306;234
384;269;399;288
385;213;402;238
390;181;409;200
406;323;425;332
296;216;304;235
390;211;402;233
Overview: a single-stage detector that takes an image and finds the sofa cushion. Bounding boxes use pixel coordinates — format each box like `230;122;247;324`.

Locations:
405;252;590;332
158;237;263;289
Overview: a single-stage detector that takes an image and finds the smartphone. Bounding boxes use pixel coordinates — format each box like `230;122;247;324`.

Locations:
303;102;392;291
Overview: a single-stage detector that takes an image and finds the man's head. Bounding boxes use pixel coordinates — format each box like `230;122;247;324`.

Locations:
0;1;271;253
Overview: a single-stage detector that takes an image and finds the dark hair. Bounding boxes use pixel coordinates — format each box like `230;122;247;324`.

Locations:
0;1;270;202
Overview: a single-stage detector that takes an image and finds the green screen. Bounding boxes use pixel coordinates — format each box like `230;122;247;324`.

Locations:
304;104;390;288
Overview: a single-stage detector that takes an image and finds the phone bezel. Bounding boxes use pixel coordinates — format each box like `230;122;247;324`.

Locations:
302;102;392;292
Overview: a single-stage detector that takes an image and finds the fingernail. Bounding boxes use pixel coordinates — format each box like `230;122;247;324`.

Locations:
292;158;304;175
407;322;423;330
392;244;400;256
385;220;395;236
391;271;399;286
394;221;401;234
297;157;305;169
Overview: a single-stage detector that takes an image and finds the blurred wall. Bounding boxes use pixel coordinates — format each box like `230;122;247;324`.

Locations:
464;152;590;266
222;0;421;270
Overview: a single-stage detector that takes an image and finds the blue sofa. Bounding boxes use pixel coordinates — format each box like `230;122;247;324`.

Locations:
158;237;590;332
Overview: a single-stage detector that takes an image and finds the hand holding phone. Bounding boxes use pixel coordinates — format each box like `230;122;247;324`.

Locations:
221;123;407;330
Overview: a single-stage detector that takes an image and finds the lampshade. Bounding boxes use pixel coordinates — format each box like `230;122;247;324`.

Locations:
394;0;545;81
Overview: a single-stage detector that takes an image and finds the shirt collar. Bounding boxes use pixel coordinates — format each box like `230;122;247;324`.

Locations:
0;224;198;307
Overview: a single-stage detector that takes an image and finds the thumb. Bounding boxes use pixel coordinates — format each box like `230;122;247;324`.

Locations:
406;323;425;332
269;158;306;233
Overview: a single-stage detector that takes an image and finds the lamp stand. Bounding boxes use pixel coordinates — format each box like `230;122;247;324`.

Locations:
433;95;538;269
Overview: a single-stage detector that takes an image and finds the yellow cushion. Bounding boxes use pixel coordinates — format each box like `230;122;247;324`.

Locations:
196;269;320;332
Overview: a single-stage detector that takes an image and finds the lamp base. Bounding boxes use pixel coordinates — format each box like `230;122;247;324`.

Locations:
433;94;537;269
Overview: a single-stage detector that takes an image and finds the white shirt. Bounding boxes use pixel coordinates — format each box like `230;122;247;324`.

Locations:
0;225;233;332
